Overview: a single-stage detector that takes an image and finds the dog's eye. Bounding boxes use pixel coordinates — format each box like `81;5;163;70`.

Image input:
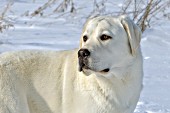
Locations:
100;34;112;41
83;36;88;42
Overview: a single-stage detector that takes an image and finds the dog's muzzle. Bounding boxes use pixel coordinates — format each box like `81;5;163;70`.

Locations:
78;49;90;72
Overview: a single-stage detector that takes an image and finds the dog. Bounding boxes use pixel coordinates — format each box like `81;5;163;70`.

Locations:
0;15;143;113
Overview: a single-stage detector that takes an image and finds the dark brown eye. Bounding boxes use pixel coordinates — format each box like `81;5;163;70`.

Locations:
100;34;112;41
83;35;88;42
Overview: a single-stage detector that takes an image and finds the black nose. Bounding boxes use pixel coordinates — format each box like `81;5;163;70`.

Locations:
78;49;90;58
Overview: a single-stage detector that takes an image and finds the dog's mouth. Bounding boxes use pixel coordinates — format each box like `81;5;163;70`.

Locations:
78;55;110;74
99;68;110;73
78;60;110;73
83;66;110;73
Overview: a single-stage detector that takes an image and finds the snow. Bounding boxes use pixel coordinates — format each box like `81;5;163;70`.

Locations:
139;23;170;112
0;0;170;112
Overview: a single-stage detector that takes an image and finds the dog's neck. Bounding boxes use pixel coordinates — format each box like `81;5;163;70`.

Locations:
77;70;133;112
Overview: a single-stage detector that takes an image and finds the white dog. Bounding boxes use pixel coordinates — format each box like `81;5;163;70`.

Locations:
0;15;143;113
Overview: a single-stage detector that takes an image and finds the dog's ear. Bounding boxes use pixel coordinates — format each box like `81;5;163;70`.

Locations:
119;15;142;56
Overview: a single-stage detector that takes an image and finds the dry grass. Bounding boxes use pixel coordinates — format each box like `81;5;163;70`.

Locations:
30;0;76;17
119;0;170;32
1;0;170;32
30;0;57;17
0;2;13;32
53;0;75;13
52;0;170;32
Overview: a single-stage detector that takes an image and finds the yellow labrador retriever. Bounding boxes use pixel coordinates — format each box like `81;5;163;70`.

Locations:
0;15;143;113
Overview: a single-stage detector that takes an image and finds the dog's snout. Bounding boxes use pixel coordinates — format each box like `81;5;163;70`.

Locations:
78;49;90;58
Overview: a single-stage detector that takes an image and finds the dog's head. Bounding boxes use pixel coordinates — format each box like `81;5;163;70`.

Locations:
78;15;141;77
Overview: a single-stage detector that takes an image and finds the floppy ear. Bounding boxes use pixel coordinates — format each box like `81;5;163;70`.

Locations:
120;15;142;56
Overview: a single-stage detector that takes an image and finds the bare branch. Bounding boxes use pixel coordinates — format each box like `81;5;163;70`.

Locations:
0;2;14;32
139;0;153;32
30;0;57;17
121;0;133;14
0;2;13;20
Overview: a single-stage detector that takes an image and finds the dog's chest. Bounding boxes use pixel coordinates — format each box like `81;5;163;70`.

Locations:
66;77;132;113
66;88;130;113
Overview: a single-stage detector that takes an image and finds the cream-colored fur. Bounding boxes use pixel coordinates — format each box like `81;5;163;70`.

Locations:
0;15;143;113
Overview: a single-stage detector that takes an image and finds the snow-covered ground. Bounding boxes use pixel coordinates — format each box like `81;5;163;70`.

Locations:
0;0;170;113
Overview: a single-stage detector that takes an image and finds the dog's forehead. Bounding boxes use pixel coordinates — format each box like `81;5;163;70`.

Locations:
83;17;119;34
86;19;111;29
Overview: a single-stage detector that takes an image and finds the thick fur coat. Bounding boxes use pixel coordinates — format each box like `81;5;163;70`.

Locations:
0;16;143;113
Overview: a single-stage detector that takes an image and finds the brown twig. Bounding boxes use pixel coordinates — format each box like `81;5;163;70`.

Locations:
0;2;14;32
139;0;153;32
122;0;133;14
30;0;57;17
0;2;13;20
53;0;75;13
